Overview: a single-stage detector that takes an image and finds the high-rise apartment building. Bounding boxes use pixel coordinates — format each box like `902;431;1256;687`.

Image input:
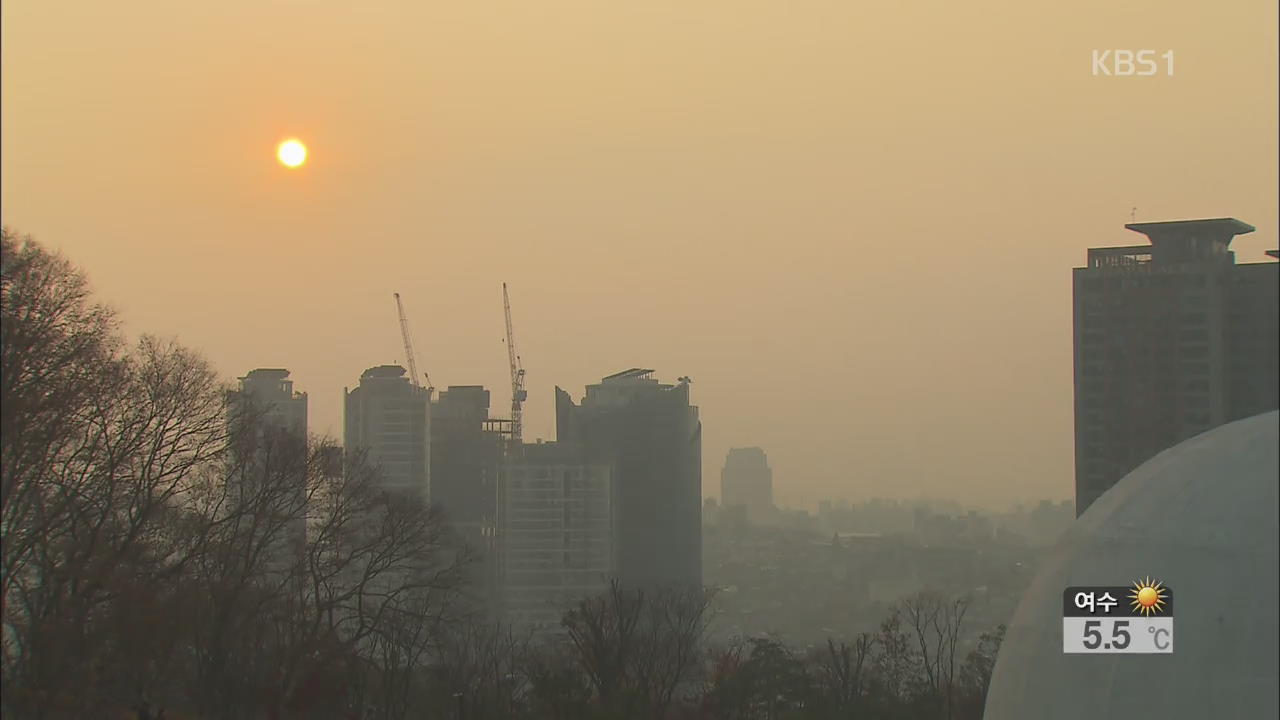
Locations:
228;368;309;437
556;369;701;588
721;447;774;525
226;368;309;561
343;365;431;500
429;385;506;543
496;442;613;631
1073;218;1278;515
429;384;509;614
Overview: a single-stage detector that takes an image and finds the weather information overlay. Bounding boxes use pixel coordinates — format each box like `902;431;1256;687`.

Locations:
1063;578;1172;654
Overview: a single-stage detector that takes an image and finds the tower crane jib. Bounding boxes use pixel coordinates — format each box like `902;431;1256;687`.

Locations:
503;283;526;446
393;292;432;391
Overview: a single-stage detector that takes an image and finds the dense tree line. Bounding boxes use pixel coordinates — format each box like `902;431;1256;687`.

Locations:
1;229;1003;719
2;229;468;719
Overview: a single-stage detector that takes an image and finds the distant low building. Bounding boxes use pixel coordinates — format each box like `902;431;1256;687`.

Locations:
721;447;775;526
702;497;721;527
867;576;923;605
776;507;819;534
912;508;996;546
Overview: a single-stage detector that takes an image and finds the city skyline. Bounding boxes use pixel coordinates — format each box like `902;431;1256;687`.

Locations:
4;0;1276;510
225;359;1080;514
4;3;1276;717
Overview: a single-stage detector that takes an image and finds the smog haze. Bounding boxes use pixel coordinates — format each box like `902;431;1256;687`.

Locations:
3;0;1276;508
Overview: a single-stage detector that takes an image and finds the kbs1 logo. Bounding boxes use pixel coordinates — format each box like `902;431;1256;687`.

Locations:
1092;50;1175;76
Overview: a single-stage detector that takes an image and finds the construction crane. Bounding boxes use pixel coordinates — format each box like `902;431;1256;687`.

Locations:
502;283;526;446
393;292;432;391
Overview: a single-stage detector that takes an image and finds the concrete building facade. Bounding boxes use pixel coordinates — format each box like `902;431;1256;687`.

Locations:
496;442;613;631
228;368;309;438
343;365;431;500
1072;218;1278;515
429;385;509;616
226;368;310;564
721;447;774;525
429;385;506;543
556;369;702;588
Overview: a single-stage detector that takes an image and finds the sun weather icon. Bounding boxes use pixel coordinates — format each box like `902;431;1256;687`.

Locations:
1129;576;1168;616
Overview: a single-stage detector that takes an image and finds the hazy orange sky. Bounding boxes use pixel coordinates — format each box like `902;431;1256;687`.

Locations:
4;1;1276;509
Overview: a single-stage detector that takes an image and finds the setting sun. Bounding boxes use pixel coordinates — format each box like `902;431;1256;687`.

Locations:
276;139;307;168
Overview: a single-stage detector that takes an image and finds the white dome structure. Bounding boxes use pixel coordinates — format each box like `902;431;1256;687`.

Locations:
984;411;1278;719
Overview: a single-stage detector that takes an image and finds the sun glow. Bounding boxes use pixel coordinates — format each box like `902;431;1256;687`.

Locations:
277;139;307;168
